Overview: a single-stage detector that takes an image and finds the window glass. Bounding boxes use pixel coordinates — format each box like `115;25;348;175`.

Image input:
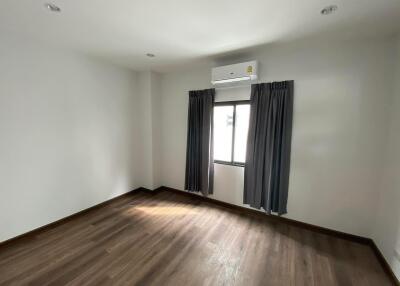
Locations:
213;106;234;161
234;104;250;163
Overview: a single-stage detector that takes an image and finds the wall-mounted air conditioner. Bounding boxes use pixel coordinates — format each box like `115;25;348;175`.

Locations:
211;61;258;85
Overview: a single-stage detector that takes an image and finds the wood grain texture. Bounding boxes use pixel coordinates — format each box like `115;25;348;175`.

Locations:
0;189;395;286
0;188;145;249
158;187;372;244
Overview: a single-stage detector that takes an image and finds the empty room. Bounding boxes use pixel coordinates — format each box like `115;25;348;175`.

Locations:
1;0;400;285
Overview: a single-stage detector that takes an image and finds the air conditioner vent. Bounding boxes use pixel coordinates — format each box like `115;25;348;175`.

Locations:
211;61;258;85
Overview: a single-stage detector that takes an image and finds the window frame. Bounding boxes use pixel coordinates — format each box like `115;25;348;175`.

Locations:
213;100;250;167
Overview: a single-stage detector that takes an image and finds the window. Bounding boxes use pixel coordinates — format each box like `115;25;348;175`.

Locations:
213;101;250;166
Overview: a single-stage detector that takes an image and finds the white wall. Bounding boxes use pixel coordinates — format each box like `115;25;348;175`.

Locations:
159;38;395;237
137;72;154;189
150;72;162;189
373;35;400;280
136;71;162;190
0;35;141;242
2;31;399;281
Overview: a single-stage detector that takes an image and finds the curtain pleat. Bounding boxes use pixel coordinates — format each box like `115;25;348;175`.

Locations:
244;81;294;215
185;89;214;196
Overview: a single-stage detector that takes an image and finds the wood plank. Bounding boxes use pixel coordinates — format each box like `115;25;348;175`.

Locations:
0;189;395;286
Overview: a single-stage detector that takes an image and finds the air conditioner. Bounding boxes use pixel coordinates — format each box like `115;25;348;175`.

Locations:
211;61;258;85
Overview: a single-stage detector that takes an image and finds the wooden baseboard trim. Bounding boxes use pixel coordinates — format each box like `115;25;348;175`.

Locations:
0;188;143;248
369;240;400;286
158;186;400;285
1;185;398;285
159;186;370;243
140;187;159;194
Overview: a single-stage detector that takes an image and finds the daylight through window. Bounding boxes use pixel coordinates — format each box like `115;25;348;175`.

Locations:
213;101;250;166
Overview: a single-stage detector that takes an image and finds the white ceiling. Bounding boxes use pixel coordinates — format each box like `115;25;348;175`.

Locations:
1;0;400;72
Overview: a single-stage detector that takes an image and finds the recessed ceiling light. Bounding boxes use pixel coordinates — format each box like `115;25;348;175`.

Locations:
321;5;338;15
45;3;61;12
146;53;155;58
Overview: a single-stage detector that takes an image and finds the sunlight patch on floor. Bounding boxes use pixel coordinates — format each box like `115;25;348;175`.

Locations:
134;206;199;216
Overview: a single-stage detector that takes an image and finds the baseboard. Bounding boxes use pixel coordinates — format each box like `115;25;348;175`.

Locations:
0;188;143;248
140;187;159;193
369;241;400;286
158;186;370;244
1;185;398;285
158;186;400;285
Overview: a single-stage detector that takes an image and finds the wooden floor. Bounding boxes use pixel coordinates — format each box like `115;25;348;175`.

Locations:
0;189;394;286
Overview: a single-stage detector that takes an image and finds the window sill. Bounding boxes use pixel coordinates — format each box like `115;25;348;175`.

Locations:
214;161;245;168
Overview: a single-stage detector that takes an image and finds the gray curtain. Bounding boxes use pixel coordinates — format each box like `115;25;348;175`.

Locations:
244;81;294;215
185;88;215;196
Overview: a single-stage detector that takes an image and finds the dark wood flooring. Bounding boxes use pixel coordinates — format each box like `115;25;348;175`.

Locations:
0;189;394;286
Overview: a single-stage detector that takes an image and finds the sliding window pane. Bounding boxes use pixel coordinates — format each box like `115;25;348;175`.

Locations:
213;106;234;162
234;104;250;163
